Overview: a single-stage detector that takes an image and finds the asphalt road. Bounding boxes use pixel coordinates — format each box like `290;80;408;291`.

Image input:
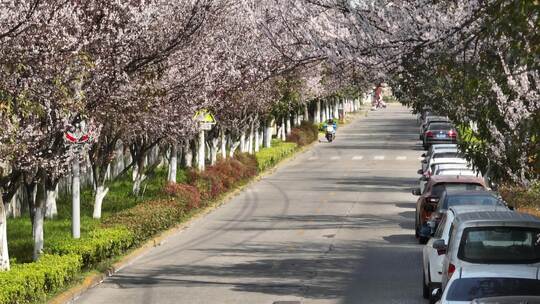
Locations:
75;105;426;304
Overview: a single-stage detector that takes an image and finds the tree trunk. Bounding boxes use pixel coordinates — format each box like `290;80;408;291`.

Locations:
33;179;46;261
254;127;260;153
45;188;57;219
92;185;108;219
321;102;327;122
210;137;219;165
230;140;240;157
221;130;227;160
315;100;321;123
184;141;193;168
264;118;273;148
197;129;205;171
334;98;339;119
132;156;146;196
285;113;291;135
239;131;246;153
0;194;9;270
247;124;254;154
167;143;178;183
304;104;310;122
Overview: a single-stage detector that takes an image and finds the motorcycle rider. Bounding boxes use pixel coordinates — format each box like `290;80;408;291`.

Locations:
323;118;337;142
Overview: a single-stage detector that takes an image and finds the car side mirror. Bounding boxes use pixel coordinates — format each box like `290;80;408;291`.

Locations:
431;288;442;301
421;159;427;164
432;239;447;255
417;169;424;175
421;153;426;157
412;188;421;196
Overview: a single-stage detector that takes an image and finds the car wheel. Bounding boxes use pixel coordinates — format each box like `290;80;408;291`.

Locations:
422;265;429;299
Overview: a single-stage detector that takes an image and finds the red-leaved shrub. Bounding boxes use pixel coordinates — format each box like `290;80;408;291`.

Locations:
163;183;201;209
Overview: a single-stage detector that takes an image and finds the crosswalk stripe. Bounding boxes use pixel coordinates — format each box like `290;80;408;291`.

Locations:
396;156;407;161
374;156;385;160
352;156;364;160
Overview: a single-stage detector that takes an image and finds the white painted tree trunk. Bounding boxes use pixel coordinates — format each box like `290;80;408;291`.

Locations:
197;130;205;171
254;128;260;152
210;137;219;165
167;144;178;183
321;102;327;122
92;185;109;219
247;125;254;154
230;140;240;157
334;99;339;119
33;181;46;261
45;188;57;219
315;100;321;123
304;105;310;122
184;141;193;168
259;129;264;149
285;114;291;135
72;156;81;238
239;131;246;153
264;119;273;148
281;118;287;140
221;130;227;159
0;195;9;270
8;188;22;218
132;174;146;196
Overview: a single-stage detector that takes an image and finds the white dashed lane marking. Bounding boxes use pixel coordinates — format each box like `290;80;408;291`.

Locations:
330;156;340;160
352;156;364;160
396;156;407;161
374;156;385;160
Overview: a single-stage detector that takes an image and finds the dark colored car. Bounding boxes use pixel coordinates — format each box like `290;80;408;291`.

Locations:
419;190;508;240
423;122;457;149
420;116;449;140
412;176;487;244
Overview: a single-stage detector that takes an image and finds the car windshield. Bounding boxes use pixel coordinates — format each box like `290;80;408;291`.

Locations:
458;227;540;263
431;183;484;197
441;194;502;210
447;278;540;301
433;152;459;159
428;122;453;130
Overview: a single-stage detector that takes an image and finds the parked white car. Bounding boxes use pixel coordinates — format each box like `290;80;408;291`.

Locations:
419;158;469;191
422;205;509;301
432;265;540;304
422;148;459;172
440;211;540;289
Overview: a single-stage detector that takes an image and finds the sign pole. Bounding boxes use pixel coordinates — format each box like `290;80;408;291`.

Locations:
71;152;80;239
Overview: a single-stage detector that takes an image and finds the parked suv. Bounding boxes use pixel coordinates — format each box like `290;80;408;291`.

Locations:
422;205;509;301
440;211;540;289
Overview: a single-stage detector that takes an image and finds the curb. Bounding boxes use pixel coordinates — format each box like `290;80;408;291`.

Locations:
49;109;367;304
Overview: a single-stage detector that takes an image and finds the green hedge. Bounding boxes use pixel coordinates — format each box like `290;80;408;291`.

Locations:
255;141;297;171
0;254;82;304
45;227;134;269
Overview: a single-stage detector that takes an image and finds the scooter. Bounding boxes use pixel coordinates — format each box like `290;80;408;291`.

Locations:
325;125;336;142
